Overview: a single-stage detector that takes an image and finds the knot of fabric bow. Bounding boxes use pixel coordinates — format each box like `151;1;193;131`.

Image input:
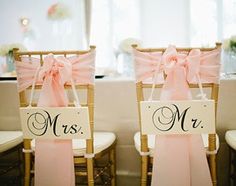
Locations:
38;54;72;85
162;45;187;75
37;54;73;107
161;46;191;100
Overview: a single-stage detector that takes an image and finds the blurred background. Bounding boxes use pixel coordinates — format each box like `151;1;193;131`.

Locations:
0;0;236;75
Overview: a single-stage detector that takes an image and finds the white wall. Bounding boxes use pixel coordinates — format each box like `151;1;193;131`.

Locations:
0;0;86;50
140;0;190;47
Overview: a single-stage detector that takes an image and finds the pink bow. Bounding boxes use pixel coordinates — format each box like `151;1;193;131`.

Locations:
37;54;72;107
160;45;191;100
16;51;96;93
134;46;221;86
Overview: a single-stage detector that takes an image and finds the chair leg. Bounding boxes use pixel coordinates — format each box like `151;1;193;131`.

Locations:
87;158;94;186
209;154;217;186
17;145;23;186
229;147;232;186
141;156;148;186
232;150;236;186
109;147;116;186
24;152;31;186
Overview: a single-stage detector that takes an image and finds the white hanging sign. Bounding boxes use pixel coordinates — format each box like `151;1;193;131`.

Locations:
140;100;215;134
20;107;91;139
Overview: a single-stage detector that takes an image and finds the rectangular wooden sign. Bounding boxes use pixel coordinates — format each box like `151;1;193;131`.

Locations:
20;107;91;139
140;100;215;134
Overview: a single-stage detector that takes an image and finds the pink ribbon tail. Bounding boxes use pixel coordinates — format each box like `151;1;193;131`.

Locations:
151;46;214;186
35;139;75;186
151;134;212;186
35;55;75;186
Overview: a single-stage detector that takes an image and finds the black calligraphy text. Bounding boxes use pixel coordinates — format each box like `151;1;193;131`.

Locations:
152;104;202;132
27;110;83;137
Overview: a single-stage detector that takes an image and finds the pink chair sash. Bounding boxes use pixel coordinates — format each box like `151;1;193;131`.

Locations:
133;46;221;186
17;51;95;92
16;51;95;186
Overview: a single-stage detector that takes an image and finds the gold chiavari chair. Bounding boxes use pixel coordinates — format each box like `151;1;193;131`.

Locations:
13;46;116;186
225;130;236;185
133;43;221;186
0;82;23;185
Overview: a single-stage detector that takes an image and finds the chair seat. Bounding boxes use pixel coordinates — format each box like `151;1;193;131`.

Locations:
0;131;23;153
134;132;219;157
225;130;236;150
31;132;116;156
